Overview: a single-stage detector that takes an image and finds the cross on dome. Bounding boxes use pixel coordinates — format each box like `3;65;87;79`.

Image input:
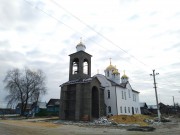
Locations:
76;37;86;52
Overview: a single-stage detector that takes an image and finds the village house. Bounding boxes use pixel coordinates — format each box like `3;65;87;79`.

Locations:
46;99;60;116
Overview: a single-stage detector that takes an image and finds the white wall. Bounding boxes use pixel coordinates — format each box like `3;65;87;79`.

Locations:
95;74;141;116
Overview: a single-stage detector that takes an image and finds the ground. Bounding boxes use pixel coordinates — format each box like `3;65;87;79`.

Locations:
0;117;180;135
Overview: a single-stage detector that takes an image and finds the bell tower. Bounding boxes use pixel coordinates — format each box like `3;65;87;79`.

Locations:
69;40;92;81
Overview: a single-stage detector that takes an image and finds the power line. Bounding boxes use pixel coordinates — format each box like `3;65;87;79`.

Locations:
23;0;179;93
23;0;151;74
50;0;152;70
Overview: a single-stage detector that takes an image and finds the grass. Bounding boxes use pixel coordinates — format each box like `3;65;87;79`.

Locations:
109;114;153;126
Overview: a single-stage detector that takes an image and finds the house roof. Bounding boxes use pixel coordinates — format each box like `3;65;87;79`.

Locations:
140;102;148;108
31;102;46;109
47;99;60;106
148;105;157;109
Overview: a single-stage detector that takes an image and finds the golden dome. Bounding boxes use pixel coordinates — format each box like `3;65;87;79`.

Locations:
106;58;117;70
121;70;128;79
112;69;120;74
106;64;116;70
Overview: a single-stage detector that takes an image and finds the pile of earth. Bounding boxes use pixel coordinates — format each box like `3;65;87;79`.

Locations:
109;114;153;126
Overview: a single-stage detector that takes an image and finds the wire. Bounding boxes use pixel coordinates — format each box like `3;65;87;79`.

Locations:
50;0;152;70
23;0;180;93
23;0;151;75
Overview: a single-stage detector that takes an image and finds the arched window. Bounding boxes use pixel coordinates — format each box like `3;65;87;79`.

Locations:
107;71;109;77
83;59;88;74
108;90;110;98
120;106;122;113
108;106;111;113
128;107;130;113
72;58;79;74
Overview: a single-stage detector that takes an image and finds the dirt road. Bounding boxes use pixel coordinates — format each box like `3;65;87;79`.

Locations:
0;120;180;135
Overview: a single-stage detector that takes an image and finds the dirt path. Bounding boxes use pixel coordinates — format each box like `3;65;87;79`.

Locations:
0;120;180;135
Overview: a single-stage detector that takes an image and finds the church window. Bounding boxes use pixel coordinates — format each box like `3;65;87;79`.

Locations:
124;107;126;113
128;89;131;98
83;60;88;74
108;106;111;113
107;71;109;77
124;91;126;100
72;59;79;74
128;107;130;113
133;94;136;102
122;91;124;99
120;106;122;113
108;90;110;98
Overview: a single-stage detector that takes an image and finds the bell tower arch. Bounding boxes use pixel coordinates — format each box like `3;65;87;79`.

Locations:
69;41;92;81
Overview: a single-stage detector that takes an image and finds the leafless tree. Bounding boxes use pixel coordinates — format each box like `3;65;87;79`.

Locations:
3;68;47;116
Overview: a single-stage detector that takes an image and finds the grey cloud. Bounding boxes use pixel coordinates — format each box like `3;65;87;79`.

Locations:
0;50;25;62
0;40;10;48
163;43;180;51
0;0;45;31
149;11;157;16
128;14;139;21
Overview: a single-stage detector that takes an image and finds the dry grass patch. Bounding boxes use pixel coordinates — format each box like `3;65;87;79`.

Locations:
109;114;153;126
0;120;59;128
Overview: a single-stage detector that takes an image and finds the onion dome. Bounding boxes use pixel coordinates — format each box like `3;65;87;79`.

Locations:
112;69;120;74
76;38;86;52
106;64;116;70
121;70;128;79
106;58;116;70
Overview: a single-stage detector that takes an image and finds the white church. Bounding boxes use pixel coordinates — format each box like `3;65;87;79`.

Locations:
95;60;141;116
60;41;141;121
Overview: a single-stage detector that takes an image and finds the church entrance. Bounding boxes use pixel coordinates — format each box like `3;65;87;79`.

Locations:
91;86;99;118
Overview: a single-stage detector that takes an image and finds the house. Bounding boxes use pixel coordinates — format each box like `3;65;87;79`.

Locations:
46;99;60;116
0;108;16;115
147;105;158;114
60;41;141;121
31;101;46;116
16;103;32;115
140;102;151;115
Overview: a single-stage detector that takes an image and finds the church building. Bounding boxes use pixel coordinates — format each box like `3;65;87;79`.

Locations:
60;41;141;121
95;62;141;116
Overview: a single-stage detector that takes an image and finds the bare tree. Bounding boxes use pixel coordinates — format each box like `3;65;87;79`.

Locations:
3;68;47;116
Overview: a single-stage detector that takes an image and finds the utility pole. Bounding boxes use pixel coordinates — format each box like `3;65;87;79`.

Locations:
173;96;175;107
150;69;161;122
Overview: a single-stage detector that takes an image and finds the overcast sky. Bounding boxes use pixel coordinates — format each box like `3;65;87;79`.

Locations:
0;0;180;108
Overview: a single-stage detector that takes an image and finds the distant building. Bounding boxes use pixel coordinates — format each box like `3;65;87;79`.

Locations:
46;99;60;116
140;102;151;115
0;108;16;115
15;103;32;115
31;101;46;116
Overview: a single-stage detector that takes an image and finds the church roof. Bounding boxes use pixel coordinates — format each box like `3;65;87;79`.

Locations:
121;71;128;79
107;79;139;93
60;78;93;87
105;59;117;70
112;69;120;74
106;64;116;70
